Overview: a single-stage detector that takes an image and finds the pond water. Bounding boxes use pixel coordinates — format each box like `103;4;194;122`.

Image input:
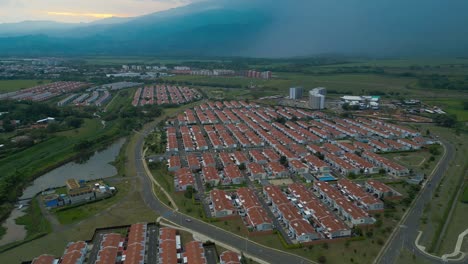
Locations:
20;138;126;200
0;207;27;246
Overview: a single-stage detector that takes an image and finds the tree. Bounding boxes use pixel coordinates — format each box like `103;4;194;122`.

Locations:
318;256;327;263
428;145;441;156
279;156;288;167
433;114;457;128
184;186;194;199
240;252;248;264
66;117;83;129
238;163;246;171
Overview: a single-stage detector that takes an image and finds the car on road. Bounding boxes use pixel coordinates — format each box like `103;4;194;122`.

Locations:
185;218;192;222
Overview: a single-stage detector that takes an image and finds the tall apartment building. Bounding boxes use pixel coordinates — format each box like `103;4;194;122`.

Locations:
289;87;303;99
309;87;326;109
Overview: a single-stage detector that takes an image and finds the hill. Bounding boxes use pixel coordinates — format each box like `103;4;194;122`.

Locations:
0;0;468;57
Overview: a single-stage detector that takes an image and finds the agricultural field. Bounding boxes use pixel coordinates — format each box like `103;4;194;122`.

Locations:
0;80;50;93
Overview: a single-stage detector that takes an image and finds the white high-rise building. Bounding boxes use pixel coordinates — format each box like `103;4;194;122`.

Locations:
289;87;303;99
309;87;327;109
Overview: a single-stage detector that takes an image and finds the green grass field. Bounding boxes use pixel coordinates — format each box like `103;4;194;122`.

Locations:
0;80;51;93
462;186;468;203
424;99;468;122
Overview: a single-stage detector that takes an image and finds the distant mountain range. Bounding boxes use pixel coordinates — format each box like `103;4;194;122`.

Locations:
1;0;468;57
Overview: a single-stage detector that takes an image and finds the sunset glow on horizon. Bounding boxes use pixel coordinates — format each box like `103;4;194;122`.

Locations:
0;0;195;23
46;11;129;19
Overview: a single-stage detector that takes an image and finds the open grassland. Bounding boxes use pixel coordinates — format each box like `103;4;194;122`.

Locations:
0;80;51;93
382;148;442;176
323;58;468;68
462;186;468;203
423;99;468;122
165;72;466;100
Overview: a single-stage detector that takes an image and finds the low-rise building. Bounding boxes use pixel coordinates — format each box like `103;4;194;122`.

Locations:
236;187;273;231
174;168;196;191
266;161;288;178
222;164;244;185
202;166;220;186
220;251;241;264
183;241;207;264
337;179;384;211
366;180;401;199
210;189;236;218
247;162;267;180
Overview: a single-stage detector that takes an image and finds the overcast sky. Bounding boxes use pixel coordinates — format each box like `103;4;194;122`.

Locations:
0;0;197;23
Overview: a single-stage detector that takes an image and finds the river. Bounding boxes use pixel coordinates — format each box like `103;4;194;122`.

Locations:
20;138;126;200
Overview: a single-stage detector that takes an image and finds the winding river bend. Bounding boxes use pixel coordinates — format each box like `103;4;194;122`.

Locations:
20;138;126;200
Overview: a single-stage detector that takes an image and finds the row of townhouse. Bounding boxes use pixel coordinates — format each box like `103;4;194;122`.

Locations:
158;228;183;264
285;121;322;143
343;152;380;174
236;187;273;231
303;154;330;173
220;251;241;264
287;183;351;239
174;168;196;191
362;151;410;176
263;186;319;242
210;189;236;218
33;241;88;264
246;161;288;180
222;164;245;185
166;127;178;152
124;223;147;264
313;182;376;226
132;87;142;107
372;119;421;137
365;180;402;199
324;154;360;176
95;233;124;264
336;179;384;211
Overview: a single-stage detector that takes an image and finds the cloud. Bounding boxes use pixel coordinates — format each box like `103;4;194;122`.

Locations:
47;11;129;19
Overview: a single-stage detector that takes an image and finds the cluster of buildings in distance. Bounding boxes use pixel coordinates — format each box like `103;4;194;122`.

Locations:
0;81;88;102
171;67;273;80
132;85;201;107
57;90;111;107
30;223;242;264
341;95;381;110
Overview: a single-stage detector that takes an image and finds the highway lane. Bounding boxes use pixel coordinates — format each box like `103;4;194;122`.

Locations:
378;140;466;264
133;125;314;264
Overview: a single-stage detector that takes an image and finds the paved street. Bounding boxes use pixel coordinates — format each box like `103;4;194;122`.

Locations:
377;139;466;264
133;124;314;264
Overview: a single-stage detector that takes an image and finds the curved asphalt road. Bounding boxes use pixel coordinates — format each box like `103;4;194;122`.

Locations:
133;126;314;264
377;139;467;264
